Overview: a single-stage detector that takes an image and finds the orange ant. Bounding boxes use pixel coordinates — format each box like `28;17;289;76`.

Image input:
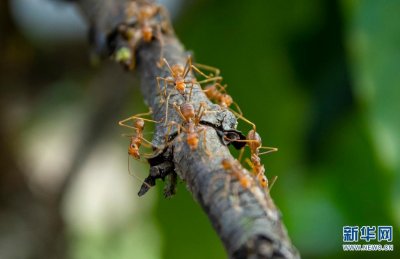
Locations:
165;101;213;155
118;110;162;189
221;158;253;189
118;0;172;69
157;56;222;97
118;110;161;160
184;62;242;115
203;82;243;115
224;112;278;189
157;56;222;124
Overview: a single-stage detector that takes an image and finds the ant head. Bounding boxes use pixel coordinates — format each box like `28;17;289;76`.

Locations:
171;64;185;77
128;143;140;159
258;174;268;188
180;103;195;120
134;119;145;129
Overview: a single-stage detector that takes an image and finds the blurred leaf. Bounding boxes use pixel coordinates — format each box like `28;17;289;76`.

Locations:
345;0;400;229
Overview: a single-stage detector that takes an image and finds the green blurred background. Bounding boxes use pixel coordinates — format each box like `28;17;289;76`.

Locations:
1;0;399;258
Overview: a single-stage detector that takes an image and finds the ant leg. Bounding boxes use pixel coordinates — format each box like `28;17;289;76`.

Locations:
118;112;160;129
197;76;223;85
165;120;177;142
258;146;278;156
127;155;151;189
230;101;243;116
157;77;174;99
222;137;260;146
164;91;173;125
172;102;187;121
198;101;219;119
156;76;167;98
119;124;139;131
205;82;228;95
191;65;218;79
198;127;210;156
155;25;165;67
183;55;193;78
196;101;207;118
214;82;228;92
237;148;245;162
229;109;256;130
244;158;256;173
165;121;185;142
162;58;174;76
119;110;153;125
192;63;221;77
186;81;195;102
140;137;154;147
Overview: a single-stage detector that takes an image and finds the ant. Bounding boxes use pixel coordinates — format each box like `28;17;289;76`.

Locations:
118;109;162;190
203;82;243;115
224;112;278;189
165;101;214;155
117;0;172;69
184;63;242;115
221;158;253;189
118;110;161;160
157;56;222;124
157;56;222;97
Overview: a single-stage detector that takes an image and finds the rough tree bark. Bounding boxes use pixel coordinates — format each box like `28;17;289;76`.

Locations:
73;0;300;258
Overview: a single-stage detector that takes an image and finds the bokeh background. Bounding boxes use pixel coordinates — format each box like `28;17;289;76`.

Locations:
1;0;399;258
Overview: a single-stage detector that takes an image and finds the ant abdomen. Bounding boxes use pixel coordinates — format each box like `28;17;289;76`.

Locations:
180;103;195;120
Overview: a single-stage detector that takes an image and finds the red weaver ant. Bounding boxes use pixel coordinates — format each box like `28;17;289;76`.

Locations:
165;101;214;155
118;0;172;69
118;110;160;160
157;56;222;124
221;158;253;189
225;112;277;189
203;82;243;115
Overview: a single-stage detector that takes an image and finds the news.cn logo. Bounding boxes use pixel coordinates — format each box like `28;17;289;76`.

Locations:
342;226;394;252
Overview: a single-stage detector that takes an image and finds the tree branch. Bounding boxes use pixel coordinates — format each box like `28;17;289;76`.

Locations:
74;0;299;258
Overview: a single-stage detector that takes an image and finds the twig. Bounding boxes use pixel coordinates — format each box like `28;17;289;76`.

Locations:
74;0;300;257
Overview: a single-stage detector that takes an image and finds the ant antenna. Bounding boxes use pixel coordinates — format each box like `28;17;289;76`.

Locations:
128;155;151;189
268;176;278;193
